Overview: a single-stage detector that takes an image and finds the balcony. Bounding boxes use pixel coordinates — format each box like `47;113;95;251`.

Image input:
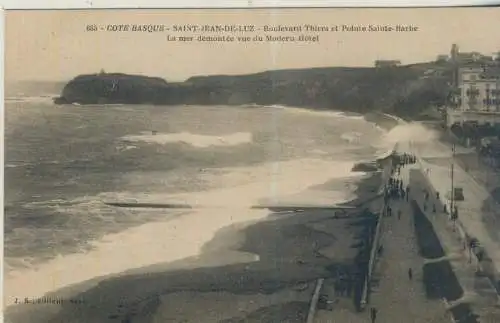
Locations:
466;89;480;97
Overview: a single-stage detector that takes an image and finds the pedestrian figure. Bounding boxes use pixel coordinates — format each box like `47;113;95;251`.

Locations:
443;204;447;213
425;191;429;201
398;209;402;220
433;204;436;213
408;268;413;280
436;191;440;200
370;307;378;323
338;281;345;296
346;281;353;297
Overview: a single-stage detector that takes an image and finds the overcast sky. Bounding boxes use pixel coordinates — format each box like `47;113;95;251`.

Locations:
5;7;500;82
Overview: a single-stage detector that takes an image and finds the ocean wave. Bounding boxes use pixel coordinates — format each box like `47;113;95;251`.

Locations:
116;144;137;152
5;157;100;169
374;148;395;161
382;122;439;144
4;103;389;309
341;131;362;144
369;117;439;163
5;160;62;168
5;94;58;105
251;103;365;121
276;105;365;120
363;112;401;132
120;131;253;148
4;157;367;304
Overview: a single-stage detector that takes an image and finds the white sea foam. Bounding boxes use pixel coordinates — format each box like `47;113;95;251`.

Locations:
382;122;439;144
341;131;362;144
5;95;58;105
371;119;439;159
121;131;253;148
116;144;137;152
278;105;365;120
4;158;362;307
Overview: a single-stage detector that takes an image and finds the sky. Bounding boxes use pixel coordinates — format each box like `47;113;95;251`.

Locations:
5;7;500;82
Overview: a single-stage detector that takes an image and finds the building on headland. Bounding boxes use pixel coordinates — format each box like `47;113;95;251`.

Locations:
457;52;493;64
436;55;449;63
374;60;401;68
450;44;494;65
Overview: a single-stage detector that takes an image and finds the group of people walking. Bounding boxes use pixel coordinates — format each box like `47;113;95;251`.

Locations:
383;152;417;208
371;151;416;323
397;152;417;166
384;176;407;205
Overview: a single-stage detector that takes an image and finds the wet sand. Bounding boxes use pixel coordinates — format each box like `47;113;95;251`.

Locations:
5;173;383;323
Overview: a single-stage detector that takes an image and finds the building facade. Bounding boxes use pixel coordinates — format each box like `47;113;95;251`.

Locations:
458;66;500;112
446;66;500;127
436;54;449;63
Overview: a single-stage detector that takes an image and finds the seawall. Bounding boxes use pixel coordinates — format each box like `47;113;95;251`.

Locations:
358;114;404;310
359;148;394;310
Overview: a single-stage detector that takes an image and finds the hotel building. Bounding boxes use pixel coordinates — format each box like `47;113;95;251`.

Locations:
458;66;500;112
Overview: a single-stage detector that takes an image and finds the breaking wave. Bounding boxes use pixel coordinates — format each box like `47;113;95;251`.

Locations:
121;131;253;148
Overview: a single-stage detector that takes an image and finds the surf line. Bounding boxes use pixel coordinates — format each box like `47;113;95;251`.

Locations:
104;201;357;211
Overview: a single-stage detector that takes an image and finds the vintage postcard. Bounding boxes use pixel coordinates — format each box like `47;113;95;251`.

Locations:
4;7;500;323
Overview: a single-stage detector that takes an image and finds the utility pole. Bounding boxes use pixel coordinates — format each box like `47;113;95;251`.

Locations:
451;144;455;210
450;144;458;230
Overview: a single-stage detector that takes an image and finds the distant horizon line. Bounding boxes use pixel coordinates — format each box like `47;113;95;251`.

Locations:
6;60;436;84
9;51;499;84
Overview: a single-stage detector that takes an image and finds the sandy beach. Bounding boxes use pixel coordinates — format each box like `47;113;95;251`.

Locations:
4;159;384;323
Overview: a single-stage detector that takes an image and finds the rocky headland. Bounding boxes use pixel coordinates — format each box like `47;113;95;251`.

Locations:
54;62;451;120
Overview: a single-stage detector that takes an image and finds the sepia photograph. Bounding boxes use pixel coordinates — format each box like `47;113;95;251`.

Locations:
4;7;500;323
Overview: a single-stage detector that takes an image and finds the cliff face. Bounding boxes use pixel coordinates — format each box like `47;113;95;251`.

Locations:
55;73;171;105
54;64;451;118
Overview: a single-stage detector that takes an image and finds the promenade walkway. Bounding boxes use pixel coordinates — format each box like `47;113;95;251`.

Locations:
315;139;500;323
413;138;500;292
367;160;449;323
315;143;449;322
410;165;500;322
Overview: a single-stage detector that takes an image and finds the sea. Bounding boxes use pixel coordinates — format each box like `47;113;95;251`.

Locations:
3;88;403;306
